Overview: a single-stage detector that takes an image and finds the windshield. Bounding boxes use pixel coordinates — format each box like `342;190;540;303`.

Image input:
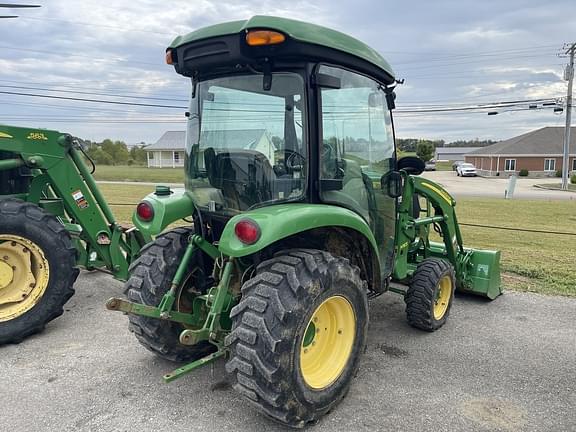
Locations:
185;73;306;215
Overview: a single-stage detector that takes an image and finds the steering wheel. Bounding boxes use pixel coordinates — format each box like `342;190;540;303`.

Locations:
284;150;306;172
321;142;345;178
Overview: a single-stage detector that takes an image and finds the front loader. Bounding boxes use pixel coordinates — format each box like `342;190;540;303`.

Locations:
0;129;150;343
104;16;503;428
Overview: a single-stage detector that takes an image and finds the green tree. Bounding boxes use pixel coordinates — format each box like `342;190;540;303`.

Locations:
416;141;435;162
129;144;148;165
88;147;113;165
100;139;129;165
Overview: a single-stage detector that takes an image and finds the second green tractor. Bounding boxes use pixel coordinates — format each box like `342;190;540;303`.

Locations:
105;16;502;428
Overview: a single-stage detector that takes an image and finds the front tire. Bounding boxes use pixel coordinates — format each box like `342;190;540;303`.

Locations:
225;249;368;428
405;258;455;331
124;227;215;362
0;199;78;344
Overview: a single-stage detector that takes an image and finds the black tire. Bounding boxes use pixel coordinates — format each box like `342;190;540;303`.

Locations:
225;249;368;428
124;226;215;362
0;199;78;344
405;258;455;331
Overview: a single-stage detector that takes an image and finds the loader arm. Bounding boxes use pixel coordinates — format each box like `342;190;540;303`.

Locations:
0;125;150;280
393;172;501;299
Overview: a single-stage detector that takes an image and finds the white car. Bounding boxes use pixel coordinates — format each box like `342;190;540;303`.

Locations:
456;163;477;177
424;160;436;171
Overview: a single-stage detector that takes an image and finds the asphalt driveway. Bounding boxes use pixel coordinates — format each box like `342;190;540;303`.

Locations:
1;271;575;432
422;171;575;200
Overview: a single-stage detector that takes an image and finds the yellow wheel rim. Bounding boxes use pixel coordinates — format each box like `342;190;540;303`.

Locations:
433;275;452;320
300;296;356;390
0;235;50;322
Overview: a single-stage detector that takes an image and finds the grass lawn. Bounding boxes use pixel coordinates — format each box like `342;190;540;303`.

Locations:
92;160;457;183
435;161;453;171
98;183;576;297
452;198;576;297
93;165;184;183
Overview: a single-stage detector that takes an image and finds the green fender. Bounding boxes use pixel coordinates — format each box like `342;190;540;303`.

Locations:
218;203;380;259
132;188;195;236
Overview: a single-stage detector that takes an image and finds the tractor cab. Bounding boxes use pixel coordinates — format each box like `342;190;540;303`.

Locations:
167;16;399;275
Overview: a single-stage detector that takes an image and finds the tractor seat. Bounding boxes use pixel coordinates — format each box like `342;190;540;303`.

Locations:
204;148;275;210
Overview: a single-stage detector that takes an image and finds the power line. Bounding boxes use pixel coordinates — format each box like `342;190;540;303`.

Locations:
19;16;175;36
0;89;559;113
0;84;188;102
0;90;187;109
0;45;165;68
0;78;186;97
397;52;558;70
384;44;559;58
459;222;576;237
0;98;182;115
398;97;560;109
0;77;559;110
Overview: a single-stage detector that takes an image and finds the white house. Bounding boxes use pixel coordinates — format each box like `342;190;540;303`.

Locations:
146;131;186;168
146;129;275;168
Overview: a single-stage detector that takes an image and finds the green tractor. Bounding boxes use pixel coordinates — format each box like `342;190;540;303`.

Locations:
0;130;150;343
103;16;502;427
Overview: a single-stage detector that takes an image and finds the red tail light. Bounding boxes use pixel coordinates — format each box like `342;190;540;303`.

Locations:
234;219;261;245
136;201;154;222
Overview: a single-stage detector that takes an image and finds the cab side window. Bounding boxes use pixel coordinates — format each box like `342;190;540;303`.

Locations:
319;65;397;276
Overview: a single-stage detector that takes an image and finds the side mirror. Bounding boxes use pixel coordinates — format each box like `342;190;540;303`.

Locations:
397;156;425;175
385;91;396;110
382;171;403;198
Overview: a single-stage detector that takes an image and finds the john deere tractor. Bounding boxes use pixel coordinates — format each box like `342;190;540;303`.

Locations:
0;131;150;344
103;16;503;427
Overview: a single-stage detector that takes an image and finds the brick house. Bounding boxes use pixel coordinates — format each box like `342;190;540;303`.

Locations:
465;127;576;177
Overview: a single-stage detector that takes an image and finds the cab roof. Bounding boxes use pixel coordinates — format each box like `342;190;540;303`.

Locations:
169;16;395;82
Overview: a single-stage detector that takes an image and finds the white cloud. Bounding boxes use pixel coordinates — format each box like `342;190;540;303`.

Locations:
0;0;573;143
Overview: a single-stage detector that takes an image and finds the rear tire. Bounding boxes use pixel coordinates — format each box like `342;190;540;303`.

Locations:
225;249;368;428
405;258;455;331
0;199;78;344
124;227;215;362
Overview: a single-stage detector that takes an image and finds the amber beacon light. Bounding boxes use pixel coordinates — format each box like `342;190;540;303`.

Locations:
245;30;286;46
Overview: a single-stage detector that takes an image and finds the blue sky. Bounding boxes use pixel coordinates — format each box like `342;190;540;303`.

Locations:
0;0;574;144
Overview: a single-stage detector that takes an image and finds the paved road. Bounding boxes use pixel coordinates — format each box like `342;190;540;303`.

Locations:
2;272;575;432
98;173;575;200
422;171;575;200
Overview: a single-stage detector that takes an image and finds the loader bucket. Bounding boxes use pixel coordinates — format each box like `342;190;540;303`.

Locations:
461;249;502;300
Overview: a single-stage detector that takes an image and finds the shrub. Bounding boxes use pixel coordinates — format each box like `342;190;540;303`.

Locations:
127;159;134;166
555;169;562;177
571;174;576;185
519;169;529;177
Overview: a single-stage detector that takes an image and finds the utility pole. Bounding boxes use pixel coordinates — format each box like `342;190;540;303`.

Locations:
561;43;575;190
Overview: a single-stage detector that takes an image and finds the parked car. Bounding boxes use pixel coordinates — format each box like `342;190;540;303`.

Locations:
424;159;436;171
456;163;477;177
452;160;464;171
